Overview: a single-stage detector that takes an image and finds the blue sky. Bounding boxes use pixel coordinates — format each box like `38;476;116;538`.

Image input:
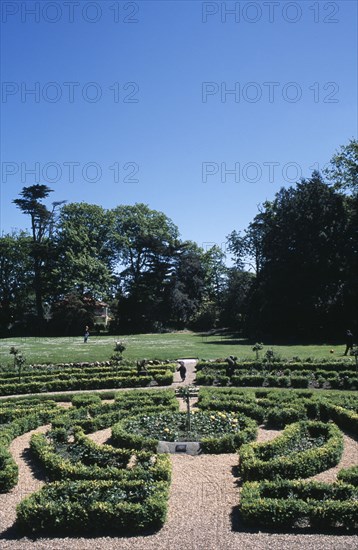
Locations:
1;0;357;257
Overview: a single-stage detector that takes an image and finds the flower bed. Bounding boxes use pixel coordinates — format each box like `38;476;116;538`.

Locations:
112;410;257;453
30;427;171;482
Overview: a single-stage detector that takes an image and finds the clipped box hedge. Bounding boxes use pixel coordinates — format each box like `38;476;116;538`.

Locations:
196;360;356;373
195;360;357;390
198;397;265;424
240;479;358;531
320;401;358;436
30;429;171;483
16;478;169;535
337;465;358;487
0;370;174;396
239;421;343;481
0;446;18;492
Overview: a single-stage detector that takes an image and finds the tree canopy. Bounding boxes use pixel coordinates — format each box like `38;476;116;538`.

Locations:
2;140;357;339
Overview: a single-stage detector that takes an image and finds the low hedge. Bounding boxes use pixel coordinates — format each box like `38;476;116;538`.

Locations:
240;479;358;531
71;393;102;408
0;371;174;396
265;405;307;428
198;397;265;424
16;478;169;535
50;391;179;434
0;446;18;492
239;421;343;481
337;465;358;487
196;360;356;373
320;402;358;436
195;361;357;390
30;429;171;483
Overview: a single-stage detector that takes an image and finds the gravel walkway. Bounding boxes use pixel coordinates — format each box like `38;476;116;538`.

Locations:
0;425;49;537
309;431;358;483
87;427;112;445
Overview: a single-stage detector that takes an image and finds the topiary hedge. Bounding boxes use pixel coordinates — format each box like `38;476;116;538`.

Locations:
0;365;175;397
337;465;358;487
195;361;357;390
16;478;169;535
239;421;343;481
0;446;18;492
30;429;171;483
71;393;102;408
240;479;358;531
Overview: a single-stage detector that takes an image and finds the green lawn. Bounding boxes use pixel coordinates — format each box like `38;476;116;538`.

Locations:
0;332;352;366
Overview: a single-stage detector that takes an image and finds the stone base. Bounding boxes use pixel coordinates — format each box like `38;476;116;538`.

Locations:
157;441;201;455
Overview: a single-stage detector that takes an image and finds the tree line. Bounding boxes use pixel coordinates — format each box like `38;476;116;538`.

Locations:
0;140;357;340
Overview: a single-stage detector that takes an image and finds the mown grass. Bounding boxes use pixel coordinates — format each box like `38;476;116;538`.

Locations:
0;332;352;366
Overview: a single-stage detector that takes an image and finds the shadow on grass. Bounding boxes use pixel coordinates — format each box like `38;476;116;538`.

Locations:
196;331;249;347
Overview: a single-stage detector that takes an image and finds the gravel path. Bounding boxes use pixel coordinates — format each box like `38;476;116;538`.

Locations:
87;427;112;445
0;425;49;536
309;431;358;483
173;359;197;386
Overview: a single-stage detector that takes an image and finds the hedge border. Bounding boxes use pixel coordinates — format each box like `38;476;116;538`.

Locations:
240;479;358;531
239;421;344;481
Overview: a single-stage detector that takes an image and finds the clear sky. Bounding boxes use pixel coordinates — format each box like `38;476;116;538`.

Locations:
1;0;357;258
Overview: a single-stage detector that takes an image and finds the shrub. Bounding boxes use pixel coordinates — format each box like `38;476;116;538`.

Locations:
320;402;358;436
290;377;309;388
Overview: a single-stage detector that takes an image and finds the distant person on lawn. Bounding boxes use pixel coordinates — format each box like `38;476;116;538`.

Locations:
84;326;90;343
344;329;354;356
177;361;186;382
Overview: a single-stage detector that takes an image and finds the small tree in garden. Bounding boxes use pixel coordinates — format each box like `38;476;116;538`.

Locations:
10;346;26;383
111;341;126;373
252;342;264;361
114;341;126;354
